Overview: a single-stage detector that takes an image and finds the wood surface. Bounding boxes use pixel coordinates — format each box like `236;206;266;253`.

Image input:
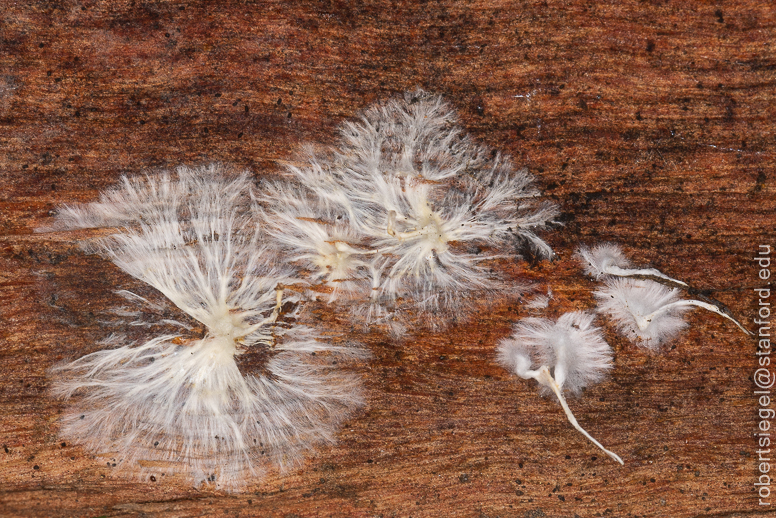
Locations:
1;1;775;516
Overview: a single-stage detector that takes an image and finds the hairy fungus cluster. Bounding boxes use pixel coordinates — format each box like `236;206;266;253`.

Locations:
580;243;751;349
258;89;557;333
496;243;750;465
47;166;366;489
41;90;557;490
38;89;752;486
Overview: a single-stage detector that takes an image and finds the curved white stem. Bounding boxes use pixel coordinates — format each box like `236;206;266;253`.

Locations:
532;366;624;465
607;265;688;287
638;299;752;336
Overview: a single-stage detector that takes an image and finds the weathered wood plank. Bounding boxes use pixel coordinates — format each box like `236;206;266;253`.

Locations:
0;1;774;516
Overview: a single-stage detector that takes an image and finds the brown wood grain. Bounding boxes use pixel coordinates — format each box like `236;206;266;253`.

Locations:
1;1;775;516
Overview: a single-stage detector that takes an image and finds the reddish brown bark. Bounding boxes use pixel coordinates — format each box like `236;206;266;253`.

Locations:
1;1;774;516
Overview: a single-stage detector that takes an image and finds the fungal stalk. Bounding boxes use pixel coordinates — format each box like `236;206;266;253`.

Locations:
576;243;687;286
520;364;623;465
497;312;622;464
634;298;751;336
584;244;753;348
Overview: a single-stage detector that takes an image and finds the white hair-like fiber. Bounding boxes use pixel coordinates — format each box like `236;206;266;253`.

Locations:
594;277;690;350
47;165;366;490
498;311;614;396
257;89;557;332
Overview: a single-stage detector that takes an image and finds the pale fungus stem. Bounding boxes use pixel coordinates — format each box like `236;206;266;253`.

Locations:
531;366;624;465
